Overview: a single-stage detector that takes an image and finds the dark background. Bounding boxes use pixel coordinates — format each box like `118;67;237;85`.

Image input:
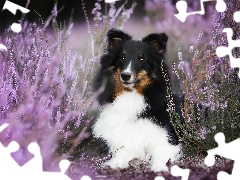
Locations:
0;0;146;33
0;0;204;34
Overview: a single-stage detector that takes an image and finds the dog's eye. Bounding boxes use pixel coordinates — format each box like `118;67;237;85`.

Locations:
138;54;146;62
119;51;127;61
119;55;126;61
139;58;146;62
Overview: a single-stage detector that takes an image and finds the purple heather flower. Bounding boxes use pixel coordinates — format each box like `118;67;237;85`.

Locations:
108;6;116;17
196;32;203;43
121;2;136;23
206;50;211;57
92;3;101;15
183;61;191;75
189;46;194;53
193;49;199;58
178;61;184;71
178;51;183;61
200;128;207;140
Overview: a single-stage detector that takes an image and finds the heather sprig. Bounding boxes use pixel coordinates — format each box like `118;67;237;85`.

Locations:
0;7;99;170
144;0;214;67
0;1;239;177
90;0;137;56
168;0;240;156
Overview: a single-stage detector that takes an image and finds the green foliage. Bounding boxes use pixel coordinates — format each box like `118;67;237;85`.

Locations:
168;2;240;156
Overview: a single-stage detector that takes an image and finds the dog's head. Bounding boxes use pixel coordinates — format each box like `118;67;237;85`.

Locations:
103;28;168;92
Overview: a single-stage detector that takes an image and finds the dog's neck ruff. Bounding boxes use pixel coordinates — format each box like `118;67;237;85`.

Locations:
93;89;170;149
93;89;146;147
98;89;146;124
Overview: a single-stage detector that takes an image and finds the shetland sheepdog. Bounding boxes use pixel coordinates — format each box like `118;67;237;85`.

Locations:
92;29;182;172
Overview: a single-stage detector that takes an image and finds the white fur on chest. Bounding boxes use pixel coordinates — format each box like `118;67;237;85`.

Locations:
92;90;181;172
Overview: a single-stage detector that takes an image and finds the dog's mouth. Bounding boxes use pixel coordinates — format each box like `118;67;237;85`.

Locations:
121;78;140;88
122;80;137;85
121;81;134;88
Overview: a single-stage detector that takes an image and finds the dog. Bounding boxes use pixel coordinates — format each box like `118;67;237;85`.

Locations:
92;29;182;172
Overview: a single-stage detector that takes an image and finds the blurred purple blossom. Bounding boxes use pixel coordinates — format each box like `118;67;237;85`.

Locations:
189;46;194;53
178;61;184;71
178;51;183;61
0;18;97;171
92;3;102;23
108;4;116;18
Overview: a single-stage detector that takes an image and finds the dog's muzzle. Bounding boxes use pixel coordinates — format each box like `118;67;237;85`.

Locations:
120;72;136;88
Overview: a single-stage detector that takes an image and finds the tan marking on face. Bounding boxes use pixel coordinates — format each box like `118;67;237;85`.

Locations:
112;69;132;100
138;53;143;59
108;66;114;71
134;70;151;94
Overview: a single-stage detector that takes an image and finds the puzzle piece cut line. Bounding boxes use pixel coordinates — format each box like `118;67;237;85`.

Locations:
204;132;240;180
174;0;227;22
216;28;240;77
171;165;190;180
2;0;30;15
2;0;30;33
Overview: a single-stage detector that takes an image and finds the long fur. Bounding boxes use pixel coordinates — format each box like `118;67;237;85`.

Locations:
92;29;182;172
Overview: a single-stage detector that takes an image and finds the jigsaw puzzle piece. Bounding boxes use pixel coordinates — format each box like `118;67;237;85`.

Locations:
216;28;240;77
205;133;240;165
215;0;227;12
175;0;227;22
81;175;92;180
2;0;30;15
174;0;190;22
218;169;240;180
0;123;36;166
0;141;71;179
0;140;22;179
174;0;207;22
171;165;190;180
0;123;9;133
154;176;165;180
0;44;7;51
26;142;72;179
0;124;66;173
0;0;30;50
11;146;34;166
1;0;30;33
217;147;240;180
204;133;240;180
234;11;240;22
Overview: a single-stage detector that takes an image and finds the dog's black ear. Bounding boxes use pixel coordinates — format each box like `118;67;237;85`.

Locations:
142;33;168;53
106;28;132;51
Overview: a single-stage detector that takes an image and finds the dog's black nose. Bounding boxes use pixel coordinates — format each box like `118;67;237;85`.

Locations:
121;73;131;81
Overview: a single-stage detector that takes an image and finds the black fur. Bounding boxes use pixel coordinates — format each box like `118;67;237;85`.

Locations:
93;28;182;145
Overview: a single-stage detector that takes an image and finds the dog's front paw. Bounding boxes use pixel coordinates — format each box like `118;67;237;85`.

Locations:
151;162;168;172
103;157;129;169
102;150;134;169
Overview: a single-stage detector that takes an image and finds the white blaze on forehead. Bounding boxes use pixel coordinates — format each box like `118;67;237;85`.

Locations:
123;61;132;73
